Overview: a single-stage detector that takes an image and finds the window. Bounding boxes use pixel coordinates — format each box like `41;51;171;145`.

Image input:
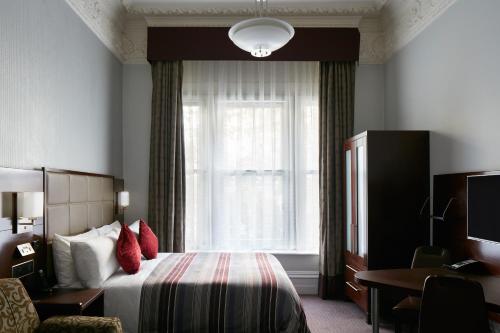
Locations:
183;61;319;252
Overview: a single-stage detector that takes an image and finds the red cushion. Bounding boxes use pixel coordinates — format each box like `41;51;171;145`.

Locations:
116;224;141;274
139;219;158;260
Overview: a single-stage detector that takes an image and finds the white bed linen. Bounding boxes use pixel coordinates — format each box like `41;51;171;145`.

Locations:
102;253;171;333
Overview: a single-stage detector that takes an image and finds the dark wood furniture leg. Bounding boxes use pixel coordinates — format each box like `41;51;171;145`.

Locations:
371;287;379;333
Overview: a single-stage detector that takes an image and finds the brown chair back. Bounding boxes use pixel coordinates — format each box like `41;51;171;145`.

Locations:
418;275;490;333
0;278;40;333
411;246;451;268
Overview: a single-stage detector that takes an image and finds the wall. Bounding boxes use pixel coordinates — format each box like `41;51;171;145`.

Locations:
384;2;500;328
355;64;385;134
122;64;152;223
385;0;500;176
0;0;123;177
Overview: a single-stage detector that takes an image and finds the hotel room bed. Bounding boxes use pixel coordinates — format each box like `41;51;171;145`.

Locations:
103;252;310;333
42;170;309;333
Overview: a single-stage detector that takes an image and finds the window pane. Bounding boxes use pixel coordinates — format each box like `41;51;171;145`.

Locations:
183;61;319;253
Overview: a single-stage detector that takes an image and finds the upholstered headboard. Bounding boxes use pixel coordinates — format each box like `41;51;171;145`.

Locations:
45;169;115;239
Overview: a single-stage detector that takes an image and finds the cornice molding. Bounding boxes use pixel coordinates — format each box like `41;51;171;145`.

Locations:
122;17;148;64
382;0;458;60
359;32;385;64
145;15;362;28
65;0;126;61
124;3;384;17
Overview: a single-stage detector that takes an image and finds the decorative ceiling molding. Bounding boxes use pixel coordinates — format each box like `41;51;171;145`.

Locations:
145;15;362;28
127;7;380;17
358;18;384;64
122;17;148;64
382;0;458;60
65;0;126;61
64;0;457;65
124;2;385;17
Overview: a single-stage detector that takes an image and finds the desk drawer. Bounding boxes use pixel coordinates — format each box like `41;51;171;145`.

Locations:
345;264;368;312
345;265;366;288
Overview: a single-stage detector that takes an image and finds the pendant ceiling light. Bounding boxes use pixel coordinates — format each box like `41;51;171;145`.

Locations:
228;0;295;58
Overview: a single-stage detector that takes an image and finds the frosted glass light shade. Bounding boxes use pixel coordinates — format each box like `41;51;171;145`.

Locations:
118;191;130;208
17;192;44;218
228;17;295;58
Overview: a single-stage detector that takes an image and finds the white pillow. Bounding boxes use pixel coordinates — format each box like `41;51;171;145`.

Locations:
106;227;120;241
71;235;120;288
96;221;122;236
129;220;140;235
52;229;99;288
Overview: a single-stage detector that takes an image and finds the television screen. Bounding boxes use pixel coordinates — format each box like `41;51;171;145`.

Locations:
468;174;500;243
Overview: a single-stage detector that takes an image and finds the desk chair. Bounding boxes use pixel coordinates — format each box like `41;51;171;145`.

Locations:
393;246;451;333
419;275;490;333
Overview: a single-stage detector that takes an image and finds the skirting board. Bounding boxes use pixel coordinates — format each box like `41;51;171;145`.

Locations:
287;271;319;295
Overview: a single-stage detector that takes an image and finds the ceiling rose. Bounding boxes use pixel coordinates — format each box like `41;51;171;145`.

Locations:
228;0;295;58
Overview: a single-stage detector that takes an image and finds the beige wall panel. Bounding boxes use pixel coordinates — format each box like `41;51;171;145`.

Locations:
47;205;69;239
70;175;88;203
69;204;88;234
103;178;114;201
88;177;103;201
102;201;114;225
47;173;69;205
88;202;103;228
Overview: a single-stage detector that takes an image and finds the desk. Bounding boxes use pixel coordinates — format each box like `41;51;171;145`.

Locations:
355;268;500;333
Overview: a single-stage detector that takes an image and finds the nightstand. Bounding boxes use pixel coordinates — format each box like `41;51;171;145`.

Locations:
31;288;104;321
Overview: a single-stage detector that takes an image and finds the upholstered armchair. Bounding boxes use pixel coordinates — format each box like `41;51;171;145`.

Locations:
0;278;123;333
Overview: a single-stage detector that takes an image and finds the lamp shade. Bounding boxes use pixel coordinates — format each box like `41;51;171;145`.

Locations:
228;17;295;57
118;191;130;208
17;192;44;218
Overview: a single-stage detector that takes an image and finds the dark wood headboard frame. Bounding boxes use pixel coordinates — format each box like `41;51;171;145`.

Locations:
0;167;44;291
433;171;500;275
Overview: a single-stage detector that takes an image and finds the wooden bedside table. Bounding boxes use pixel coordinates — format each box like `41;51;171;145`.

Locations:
31;288;104;321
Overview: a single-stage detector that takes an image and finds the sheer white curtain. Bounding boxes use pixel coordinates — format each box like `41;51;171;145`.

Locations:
183;61;319;252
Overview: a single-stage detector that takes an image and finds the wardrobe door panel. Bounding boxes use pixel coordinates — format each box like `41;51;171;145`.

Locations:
356;138;368;259
345;149;353;253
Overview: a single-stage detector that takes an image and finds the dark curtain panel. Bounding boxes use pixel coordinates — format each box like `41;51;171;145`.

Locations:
148;61;185;253
319;61;356;299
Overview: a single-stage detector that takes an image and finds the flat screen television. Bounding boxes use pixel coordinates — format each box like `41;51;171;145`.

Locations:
467;174;500;243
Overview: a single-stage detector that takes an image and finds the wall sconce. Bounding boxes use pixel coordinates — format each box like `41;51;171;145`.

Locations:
16;192;44;234
117;191;130;209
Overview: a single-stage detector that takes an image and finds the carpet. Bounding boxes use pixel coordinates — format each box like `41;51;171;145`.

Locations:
301;296;392;333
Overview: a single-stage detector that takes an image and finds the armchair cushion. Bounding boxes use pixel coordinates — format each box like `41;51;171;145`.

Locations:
38;316;123;333
0;278;40;333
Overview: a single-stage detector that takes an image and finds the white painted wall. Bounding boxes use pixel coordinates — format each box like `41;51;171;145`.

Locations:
385;0;500;176
383;1;500;328
0;0;123;176
122;65;152;223
355;64;385;134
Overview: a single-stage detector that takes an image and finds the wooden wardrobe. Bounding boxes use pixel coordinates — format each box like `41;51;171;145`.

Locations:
343;131;430;318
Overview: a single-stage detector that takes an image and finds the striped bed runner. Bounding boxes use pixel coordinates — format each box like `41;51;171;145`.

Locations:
138;253;310;333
